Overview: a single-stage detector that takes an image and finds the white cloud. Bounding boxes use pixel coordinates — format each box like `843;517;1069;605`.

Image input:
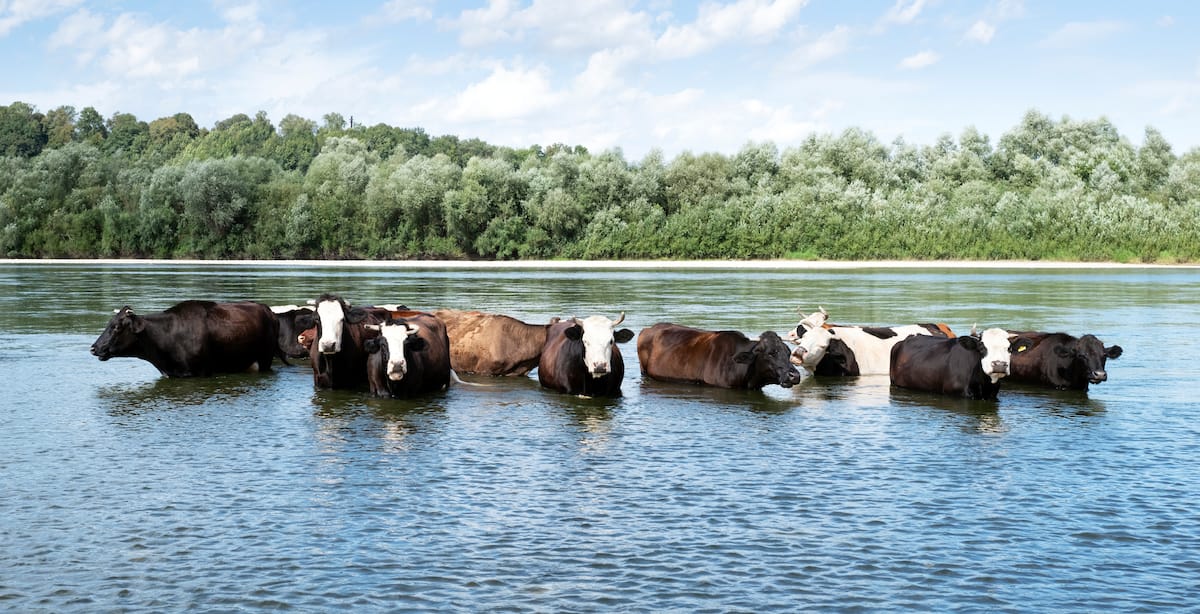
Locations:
882;0;928;26
448;0;520;47
1157;15;1175;28
0;0;82;36
899;50;939;70
446;65;562;122
380;0;434;22
789;25;852;70
655;0;808;59
1039;20;1125;48
965;20;995;44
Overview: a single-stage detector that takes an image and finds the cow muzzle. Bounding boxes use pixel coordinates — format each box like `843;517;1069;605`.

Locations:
789;347;806;366
387;363;407;381
990;360;1009;375
779;369;803;388
588;363;610;378
319;341;338;354
1089;370;1107;384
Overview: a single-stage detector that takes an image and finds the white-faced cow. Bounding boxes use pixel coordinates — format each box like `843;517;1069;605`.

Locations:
890;327;1033;400
789;307;955;376
432;309;560;376
293;294;389;389
364;312;452;398
637;323;802;390
1006;331;1122;391
90;301;279;377
538;313;635;397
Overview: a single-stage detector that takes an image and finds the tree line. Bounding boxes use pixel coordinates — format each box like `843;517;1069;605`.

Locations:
1;101;1197;262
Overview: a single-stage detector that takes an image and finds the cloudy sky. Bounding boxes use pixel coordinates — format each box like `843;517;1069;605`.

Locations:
2;1;1197;158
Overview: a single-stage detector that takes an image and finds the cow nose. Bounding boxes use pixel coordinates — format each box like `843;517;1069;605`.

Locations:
1091;370;1107;382
590;362;609;374
990;360;1009;374
790;348;806;366
319;341;337;354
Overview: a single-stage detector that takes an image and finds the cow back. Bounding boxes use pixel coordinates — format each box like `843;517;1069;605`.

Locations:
890;335;1000;400
434;309;551;376
638;323;750;388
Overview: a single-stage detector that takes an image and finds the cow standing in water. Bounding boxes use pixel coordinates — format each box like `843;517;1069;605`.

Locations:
433;309;560;376
890;327;1033;400
90;301;279;377
1006;331;1122;391
270;305;315;361
539;313;635;397
364;312;452;398
789;307;955;376
294;294;389;390
638;323;802;389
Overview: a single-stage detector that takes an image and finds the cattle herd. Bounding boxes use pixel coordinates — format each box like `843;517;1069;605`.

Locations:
89;296;1123;402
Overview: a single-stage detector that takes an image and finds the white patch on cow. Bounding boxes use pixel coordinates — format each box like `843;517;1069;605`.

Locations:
380;323;420;381
374;304;403;311
270;304;313;314
579;315;620;378
793;324;941;374
315;299;346;354
979;327;1016;384
792;326;833;370
788;309;829;341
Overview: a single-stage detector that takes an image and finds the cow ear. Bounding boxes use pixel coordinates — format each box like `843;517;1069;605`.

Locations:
294;313;315;329
565;325;583;341
129;315;146;334
734;351;755;364
364;338;382;353
345;308;368;324
956;336;981;351
614;328;635;343
1011;337;1033;353
1106;345;1123;359
407;336;428;352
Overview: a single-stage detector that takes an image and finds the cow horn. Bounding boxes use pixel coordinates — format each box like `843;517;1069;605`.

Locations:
819;306;828;316
613;312;625;327
306;299;317;306
970;323;978;336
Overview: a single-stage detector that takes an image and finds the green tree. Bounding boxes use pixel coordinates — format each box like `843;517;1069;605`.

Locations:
0;101;48;157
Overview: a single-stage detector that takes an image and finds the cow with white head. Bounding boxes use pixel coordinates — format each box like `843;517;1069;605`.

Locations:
538;312;635;397
293;294;383;389
363;312;451;398
891;325;1033;400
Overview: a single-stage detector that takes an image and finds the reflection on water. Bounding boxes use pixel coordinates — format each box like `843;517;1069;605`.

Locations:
1;263;1197;612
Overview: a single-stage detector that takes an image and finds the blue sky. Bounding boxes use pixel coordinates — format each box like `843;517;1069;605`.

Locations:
1;1;1197;158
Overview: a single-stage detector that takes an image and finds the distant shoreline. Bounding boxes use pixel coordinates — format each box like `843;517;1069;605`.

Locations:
2;258;1194;269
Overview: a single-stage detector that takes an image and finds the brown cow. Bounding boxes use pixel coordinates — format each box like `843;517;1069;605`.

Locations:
364;312;452;398
433;309;560;376
638;323;802;389
538;314;634;397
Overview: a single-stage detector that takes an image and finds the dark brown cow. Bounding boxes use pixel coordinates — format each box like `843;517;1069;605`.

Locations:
1007;331;1122;391
270;305;314;360
90;301;278;377
433;309;559;376
638;323;801;389
294;295;390;390
538;314;634;397
364;312;452;398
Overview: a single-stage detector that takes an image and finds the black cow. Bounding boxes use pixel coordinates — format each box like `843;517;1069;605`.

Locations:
538;314;635;397
890;328;1033;400
364;312;452;398
270;305;314;360
294;294;386;390
1007;331;1122;391
90;301;278;377
637;323;801;389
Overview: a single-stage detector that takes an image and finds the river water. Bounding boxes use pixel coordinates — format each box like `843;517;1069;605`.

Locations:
1;262;1196;612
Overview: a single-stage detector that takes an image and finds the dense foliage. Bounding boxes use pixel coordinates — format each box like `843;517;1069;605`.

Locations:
1;102;1197;262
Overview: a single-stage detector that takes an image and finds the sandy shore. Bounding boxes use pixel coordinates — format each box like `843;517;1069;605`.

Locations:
1;258;1194;269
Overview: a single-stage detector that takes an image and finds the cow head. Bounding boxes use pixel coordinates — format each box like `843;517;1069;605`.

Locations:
90;306;144;360
364;321;427;381
1058;334;1123;384
788;306;829;341
790;325;834;370
565;313;635;378
295;294;370;354
962;327;1033;383
737;331;803;388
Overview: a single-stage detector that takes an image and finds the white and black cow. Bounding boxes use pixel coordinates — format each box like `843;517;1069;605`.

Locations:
363;312;451;398
1007;331;1123;391
789;308;955;376
890;327;1033;400
90;301;279;377
538;313;635;397
293;294;388;389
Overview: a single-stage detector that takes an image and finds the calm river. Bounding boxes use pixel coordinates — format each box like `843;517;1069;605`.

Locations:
1;262;1197;612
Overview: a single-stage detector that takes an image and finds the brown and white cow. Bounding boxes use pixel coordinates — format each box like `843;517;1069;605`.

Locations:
638;323;802;389
90;301;279;377
538;313;635;397
364;312;452;398
789;307;955;376
890;327;1032;400
1006;331;1122;391
433;309;560;376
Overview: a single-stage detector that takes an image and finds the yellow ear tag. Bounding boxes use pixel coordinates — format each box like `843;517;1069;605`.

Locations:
1016;345;1028;353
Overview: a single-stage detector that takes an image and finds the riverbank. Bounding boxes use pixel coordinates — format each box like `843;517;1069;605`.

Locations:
2;258;1196;269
